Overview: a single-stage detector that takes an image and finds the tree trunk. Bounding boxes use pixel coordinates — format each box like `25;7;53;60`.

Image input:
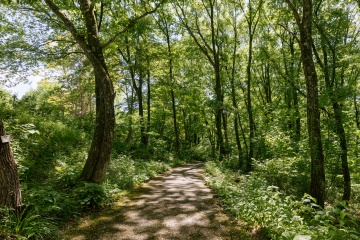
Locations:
166;29;180;153
229;5;243;168
354;96;360;128
299;0;325;207
313;22;351;202
242;0;262;171
0;119;22;215
146;58;151;147
137;70;147;147
286;0;325;208
80;69;115;183
246;31;255;172
320;39;351;202
175;0;224;157
171;89;180;153
222;112;229;152
44;0;116;183
294;87;301;141
333;103;351;201
125;87;135;143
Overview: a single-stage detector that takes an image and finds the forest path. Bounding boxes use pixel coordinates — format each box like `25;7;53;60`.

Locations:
61;162;253;240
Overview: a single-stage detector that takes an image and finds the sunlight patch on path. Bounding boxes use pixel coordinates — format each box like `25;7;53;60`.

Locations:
62;162;252;240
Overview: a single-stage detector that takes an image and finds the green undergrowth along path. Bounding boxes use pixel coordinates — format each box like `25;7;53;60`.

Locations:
59;162;254;240
0;155;188;240
205;161;360;240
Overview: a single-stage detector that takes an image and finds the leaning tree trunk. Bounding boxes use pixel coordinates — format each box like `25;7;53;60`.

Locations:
80;70;115;183
0;119;22;215
45;0;115;183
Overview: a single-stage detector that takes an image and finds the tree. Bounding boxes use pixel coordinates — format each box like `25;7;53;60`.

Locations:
285;0;326;207
238;0;263;172
154;9;181;153
175;0;227;157
118;34;148;147
222;0;244;168
41;0;116;183
11;0;166;183
312;1;358;202
0;119;22;215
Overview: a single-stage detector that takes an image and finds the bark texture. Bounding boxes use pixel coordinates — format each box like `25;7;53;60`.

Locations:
0;119;22;214
299;0;326;207
45;0;115;183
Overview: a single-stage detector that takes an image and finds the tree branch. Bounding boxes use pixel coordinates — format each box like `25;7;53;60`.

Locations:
44;0;89;53
102;0;167;48
284;0;301;27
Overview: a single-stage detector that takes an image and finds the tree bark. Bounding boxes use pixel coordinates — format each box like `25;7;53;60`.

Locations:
44;0;115;183
165;23;180;153
229;5;243;168
0;119;22;215
286;0;325;207
333;102;351;201
137;69;147;147
246;22;255;172
171;89;180;153
240;0;262;172
146;58;151;147
313;23;351;202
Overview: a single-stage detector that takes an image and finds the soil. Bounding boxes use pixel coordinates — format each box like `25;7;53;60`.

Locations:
60;162;254;240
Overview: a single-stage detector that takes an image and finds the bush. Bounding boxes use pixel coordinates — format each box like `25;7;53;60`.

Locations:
73;183;108;208
205;161;360;240
254;156;310;197
0;207;56;240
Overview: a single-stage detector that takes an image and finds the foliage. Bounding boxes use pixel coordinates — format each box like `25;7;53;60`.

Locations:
105;153;186;194
255;155;310;197
1;0;360;238
0;207;56;240
205;161;360;239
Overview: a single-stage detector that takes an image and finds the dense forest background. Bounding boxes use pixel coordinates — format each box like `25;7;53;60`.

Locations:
0;0;359;239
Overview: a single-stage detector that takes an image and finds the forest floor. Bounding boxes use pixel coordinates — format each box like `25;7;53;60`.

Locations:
59;162;255;240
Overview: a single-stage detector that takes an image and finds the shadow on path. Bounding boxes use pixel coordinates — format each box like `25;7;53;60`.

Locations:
62;162;252;240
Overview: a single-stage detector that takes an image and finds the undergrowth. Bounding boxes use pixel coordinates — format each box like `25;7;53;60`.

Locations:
205;160;360;240
0;153;187;239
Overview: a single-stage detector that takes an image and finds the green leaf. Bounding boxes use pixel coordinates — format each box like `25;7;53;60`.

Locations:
293;235;311;240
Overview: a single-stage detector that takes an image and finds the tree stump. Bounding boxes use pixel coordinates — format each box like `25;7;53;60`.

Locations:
0;119;22;215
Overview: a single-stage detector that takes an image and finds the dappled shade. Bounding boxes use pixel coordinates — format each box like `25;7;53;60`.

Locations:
63;163;249;240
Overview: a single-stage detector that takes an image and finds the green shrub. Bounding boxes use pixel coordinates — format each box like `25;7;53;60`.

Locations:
205;161;360;240
0;207;56;240
254;156;310;197
73;183;108;208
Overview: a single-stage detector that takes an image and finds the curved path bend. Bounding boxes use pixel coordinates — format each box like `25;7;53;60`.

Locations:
62;162;251;240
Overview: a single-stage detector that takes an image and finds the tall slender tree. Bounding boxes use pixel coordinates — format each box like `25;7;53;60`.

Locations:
285;0;326;207
312;2;355;202
238;0;263;171
154;10;181;153
175;0;226;157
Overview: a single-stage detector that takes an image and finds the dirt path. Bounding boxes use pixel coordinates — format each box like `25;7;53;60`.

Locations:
61;162;252;240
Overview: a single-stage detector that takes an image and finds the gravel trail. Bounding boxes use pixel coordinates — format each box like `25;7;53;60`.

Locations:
62;162;251;240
